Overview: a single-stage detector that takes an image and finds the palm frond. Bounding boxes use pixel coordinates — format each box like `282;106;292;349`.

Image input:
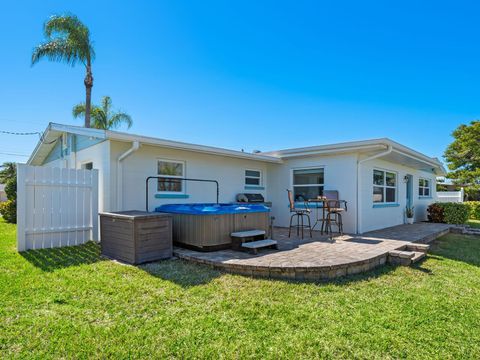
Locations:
33;14;94;67
44;14;85;38
90;107;108;129
101;96;112;117
109;112;133;129
72;103;86;118
31;39;79;66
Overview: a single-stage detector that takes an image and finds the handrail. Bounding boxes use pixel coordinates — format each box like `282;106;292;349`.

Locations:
145;176;219;211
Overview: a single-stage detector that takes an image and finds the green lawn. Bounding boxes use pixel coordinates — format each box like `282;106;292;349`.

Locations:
467;219;480;229
1;219;480;359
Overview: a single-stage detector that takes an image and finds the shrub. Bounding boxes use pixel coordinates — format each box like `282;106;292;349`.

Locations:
4;178;16;201
0;200;16;224
427;203;445;223
428;202;470;224
443;203;470;224
465;201;480;220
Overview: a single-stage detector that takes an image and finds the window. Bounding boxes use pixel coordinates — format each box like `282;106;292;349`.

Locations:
373;169;397;203
245;169;262;186
81;162;93;170
419;178;431;197
157;159;185;193
292;168;324;201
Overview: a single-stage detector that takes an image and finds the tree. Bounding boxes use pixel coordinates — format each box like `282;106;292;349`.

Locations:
72;96;133;130
0;162;16;223
0;162;16;184
444;121;480;189
32;14;95;128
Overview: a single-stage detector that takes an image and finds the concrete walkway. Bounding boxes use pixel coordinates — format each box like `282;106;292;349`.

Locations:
174;223;452;280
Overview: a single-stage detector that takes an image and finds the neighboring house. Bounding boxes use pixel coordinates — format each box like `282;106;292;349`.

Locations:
27;123;445;234
0;184;6;202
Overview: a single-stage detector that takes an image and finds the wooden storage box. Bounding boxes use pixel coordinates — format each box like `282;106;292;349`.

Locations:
100;211;172;264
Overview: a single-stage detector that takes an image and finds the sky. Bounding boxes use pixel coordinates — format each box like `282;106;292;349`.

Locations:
0;1;479;166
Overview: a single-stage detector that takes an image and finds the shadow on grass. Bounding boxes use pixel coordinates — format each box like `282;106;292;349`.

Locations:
429;233;480;267
138;259;223;287
20;241;104;272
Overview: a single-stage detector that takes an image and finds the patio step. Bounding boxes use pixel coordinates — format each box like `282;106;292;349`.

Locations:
231;230;266;238
241;239;278;254
405;243;430;253
411;251;426;263
388;249;427;266
388;250;414;266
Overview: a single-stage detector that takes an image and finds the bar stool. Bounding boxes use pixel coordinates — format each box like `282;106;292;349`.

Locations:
325;199;348;235
286;189;312;239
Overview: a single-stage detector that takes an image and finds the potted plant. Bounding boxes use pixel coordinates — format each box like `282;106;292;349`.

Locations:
405;206;414;224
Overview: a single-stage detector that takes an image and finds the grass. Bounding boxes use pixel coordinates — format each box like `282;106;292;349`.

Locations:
467;219;480;229
1;219;480;359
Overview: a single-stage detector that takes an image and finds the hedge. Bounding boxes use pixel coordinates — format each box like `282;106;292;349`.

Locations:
0;200;16;224
427;202;470;225
465;201;480;220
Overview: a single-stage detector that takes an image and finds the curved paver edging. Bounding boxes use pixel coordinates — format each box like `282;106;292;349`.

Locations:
173;250;388;281
174;224;453;281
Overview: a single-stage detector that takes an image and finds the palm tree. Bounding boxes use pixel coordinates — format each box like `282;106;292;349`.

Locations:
72;96;133;130
32;14;95;128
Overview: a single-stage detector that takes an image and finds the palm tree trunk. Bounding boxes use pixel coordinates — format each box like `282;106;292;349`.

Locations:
84;65;93;128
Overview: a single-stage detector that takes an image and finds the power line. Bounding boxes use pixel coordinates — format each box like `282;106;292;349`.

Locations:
0;130;42;136
0;152;29;157
0;129;58;145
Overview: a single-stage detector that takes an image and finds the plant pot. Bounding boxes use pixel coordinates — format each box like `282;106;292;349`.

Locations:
406;217;414;225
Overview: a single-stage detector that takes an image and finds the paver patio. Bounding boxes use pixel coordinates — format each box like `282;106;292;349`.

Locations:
174;223;452;280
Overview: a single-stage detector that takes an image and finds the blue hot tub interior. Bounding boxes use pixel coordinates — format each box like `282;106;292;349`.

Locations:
155;203;270;215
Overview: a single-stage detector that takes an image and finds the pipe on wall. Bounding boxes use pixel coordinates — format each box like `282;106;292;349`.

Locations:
356;144;392;234
117;141;140;211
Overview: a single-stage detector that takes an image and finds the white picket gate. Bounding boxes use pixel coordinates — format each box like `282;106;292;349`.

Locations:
16;164;99;251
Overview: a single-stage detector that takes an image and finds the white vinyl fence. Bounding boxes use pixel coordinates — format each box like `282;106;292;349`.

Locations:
17;164;99;251
436;188;464;203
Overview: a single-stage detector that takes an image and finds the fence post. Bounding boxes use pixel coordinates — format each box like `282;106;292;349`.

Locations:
460;187;465;202
91;169;99;241
16;164;26;252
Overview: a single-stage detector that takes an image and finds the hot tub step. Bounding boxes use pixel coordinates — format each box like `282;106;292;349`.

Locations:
231;229;266;238
241;239;278;254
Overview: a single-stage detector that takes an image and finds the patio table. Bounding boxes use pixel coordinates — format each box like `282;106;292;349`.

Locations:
308;198;347;234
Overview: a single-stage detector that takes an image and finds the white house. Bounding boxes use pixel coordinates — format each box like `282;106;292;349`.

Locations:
27;123;445;234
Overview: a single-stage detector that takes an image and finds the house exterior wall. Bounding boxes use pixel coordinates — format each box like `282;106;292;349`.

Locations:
266;153;358;234
41;138;111;213
74;140;111;212
36;131;441;235
110;141;270;212
359;158;437;233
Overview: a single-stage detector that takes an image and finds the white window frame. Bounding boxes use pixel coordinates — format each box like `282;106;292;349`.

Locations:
80;160;94;170
245;169;263;187
419;177;431;198
373;168;397;204
157;158;186;194
291;166;325;201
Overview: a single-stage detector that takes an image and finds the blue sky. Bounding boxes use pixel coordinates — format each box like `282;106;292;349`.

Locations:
0;1;478;165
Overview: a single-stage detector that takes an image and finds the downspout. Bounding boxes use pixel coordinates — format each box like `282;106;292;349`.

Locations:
117;141;140;211
356;145;393;234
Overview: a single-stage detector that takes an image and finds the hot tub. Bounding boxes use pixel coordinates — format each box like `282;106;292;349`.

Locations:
155;203;270;251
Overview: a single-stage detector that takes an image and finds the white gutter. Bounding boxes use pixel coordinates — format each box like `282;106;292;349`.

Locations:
117;141;140;211
270;144;387;159
356;144;393;234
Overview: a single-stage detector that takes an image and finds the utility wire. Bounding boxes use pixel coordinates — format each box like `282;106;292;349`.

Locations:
0;130;42;136
0;129;58;145
0;152;29;157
